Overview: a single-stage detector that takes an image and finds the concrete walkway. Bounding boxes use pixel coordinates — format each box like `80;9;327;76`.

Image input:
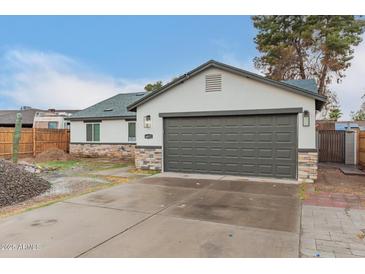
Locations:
301;205;365;257
0;174;300;257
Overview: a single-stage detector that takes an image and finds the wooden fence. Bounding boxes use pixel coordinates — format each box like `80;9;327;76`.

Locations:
318;130;346;163
360;131;365;168
0;128;70;158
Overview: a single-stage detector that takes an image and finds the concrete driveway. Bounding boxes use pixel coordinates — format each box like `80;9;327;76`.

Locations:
0;173;300;257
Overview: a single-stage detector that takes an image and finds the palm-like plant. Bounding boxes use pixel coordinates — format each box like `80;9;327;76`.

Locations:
329;108;342;121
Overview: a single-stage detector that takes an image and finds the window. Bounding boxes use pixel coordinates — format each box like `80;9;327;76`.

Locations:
48;121;58;129
144;115;151;128
128;122;136;142
64;122;70;129
86;123;100;142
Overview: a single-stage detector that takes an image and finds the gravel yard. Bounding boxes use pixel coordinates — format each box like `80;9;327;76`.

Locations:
0;157;149;218
0;160;50;207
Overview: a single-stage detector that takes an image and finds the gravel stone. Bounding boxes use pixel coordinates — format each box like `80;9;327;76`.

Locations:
0;160;50;207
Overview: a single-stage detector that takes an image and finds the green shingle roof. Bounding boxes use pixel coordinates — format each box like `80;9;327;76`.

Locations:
282;79;318;94
69;92;146;120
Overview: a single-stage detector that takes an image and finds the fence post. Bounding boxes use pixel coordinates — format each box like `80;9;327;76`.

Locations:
345;131;356;165
33;127;36;157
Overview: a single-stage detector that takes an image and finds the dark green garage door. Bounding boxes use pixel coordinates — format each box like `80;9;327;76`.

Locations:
163;114;297;179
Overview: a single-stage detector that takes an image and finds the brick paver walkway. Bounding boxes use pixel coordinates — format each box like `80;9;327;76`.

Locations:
301;202;365;257
304;191;365;209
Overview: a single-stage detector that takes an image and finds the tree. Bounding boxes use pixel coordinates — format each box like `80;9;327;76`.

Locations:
351;110;365;121
329;107;342;121
351;94;365;121
322;91;340;119
144;81;163;92
252;16;365;97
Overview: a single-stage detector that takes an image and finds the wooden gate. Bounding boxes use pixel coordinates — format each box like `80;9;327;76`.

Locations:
318;130;345;163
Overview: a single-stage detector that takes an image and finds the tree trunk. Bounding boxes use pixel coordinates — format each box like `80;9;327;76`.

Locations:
295;44;306;79
318;64;328;96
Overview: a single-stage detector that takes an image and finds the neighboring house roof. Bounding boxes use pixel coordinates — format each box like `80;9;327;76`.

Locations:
353;120;365;127
54;110;80;114
127;60;327;112
0;108;41;125
68;92;146;121
335;122;365;131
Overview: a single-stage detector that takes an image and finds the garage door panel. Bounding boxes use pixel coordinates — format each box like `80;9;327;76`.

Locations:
258;148;273;158
257;116;274;125
276;165;294;176
276;149;293;159
258;165;274;174
240;148;256;157
223;148;242;157
164;114;297;179
257;132;274;142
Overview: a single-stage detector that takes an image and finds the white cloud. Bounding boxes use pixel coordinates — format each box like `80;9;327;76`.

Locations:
0;49;153;110
331;35;365;120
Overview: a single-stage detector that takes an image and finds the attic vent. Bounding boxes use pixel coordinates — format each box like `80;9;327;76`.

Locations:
103;108;113;112
205;74;222;92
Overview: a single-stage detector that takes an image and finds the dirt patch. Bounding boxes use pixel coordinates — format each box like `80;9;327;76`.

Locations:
35;149;71;163
0;160;51;207
315;166;365;195
0;158;146;218
303;165;365;209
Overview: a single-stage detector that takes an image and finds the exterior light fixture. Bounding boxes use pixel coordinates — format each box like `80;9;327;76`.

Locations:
144;115;151;128
303;110;310;127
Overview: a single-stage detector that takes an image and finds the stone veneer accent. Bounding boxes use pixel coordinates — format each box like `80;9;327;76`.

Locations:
135;146;162;170
298;150;318;183
134;146;319;181
70;143;135;161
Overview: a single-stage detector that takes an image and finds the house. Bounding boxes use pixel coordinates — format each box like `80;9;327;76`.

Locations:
33;109;79;129
316;120;365;131
0;108;41;128
69;60;326;183
335;121;365;131
129;60;326;183
0;108;78;128
68;92;145;159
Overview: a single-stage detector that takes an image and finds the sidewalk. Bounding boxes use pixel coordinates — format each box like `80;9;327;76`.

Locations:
300;165;365;257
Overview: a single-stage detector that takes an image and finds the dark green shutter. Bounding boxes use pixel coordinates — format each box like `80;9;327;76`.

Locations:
86;124;92;141
93;124;100;141
128;122;136;138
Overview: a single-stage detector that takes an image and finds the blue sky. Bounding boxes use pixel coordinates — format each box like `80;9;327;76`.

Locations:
0;16;364;119
0;16;256;78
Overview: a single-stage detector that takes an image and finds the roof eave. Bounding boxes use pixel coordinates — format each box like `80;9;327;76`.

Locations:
127;60;326;111
67;115;136;121
315;98;326;111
